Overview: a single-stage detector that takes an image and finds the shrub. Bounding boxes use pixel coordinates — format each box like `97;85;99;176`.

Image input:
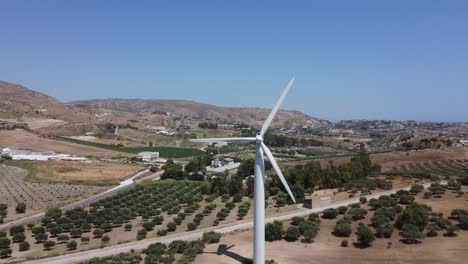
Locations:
15;202;26;214
322;208;338;219
338;206;348;215
359;197;367;204
202;231;222;244
57;234;70;244
137;229;147;240
19;241;30;251
333;220;352;237
376;223;394;238
66;240;77;250
124;223;132;231
291;217;305;226
187;223;197;231
43;240;56;250
302;227;318;243
93;228;104;238
348;208;367;221
401;224;422;243
12;232;26;243
426;223;439;237
0;237;11;249
396;203;429;231
101;235;110;245
0;248;11;258
157;229;168;237
340;240;348;247
284;227;300;242
445;223;460;237
265;221;284;242
81;236;90;244
356;223;375;247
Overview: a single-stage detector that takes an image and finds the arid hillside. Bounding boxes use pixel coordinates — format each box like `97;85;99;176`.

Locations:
68;98;326;130
0;81;85;122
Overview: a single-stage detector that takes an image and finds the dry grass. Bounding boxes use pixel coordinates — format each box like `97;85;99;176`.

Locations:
5;160;144;185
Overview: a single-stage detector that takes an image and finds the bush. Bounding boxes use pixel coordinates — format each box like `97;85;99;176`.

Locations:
101;235;110;245
401;224;422;243
265;221;284;242
12;232;26;243
66;240;77;250
81;236;90;244
202;231;222;244
340;240;348;247
376;223;394;238
137;229;147;240
43;240;56;250
284;227;300;242
302;227;318;243
187;222;197;231
348;208;367;221
0;248;11;258
322;208;338;219
333;220;352;237
359;197;367;204
15;202;26;214
356;223;375;247
338;206;348;215
124;223;132;231
396;203;429;231
19;241;30;251
157;229;168;237
291;217;305;226
93;228;104;238
426;223;439;237
57;234;70;244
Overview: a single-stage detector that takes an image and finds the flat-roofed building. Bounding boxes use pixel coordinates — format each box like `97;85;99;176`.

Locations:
137;152;160;162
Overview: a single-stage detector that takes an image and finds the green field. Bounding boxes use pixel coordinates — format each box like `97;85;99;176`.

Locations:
56;137;204;158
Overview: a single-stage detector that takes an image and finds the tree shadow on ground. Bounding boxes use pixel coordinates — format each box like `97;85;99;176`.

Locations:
205;244;251;263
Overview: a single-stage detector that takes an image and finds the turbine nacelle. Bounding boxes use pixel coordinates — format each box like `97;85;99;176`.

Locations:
255;133;264;143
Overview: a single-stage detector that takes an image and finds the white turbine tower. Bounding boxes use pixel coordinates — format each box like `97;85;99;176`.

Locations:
191;77;296;264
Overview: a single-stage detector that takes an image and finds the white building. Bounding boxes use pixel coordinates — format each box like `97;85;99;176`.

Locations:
211;157;235;168
136;152;160;162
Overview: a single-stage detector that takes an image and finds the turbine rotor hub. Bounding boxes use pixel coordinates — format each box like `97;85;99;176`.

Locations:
255;134;264;143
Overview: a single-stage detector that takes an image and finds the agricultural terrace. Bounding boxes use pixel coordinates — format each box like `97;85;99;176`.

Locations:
2;160;144;186
0;165;107;223
56;136;204;158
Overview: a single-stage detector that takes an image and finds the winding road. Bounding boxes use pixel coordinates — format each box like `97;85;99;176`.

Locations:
22;183;432;264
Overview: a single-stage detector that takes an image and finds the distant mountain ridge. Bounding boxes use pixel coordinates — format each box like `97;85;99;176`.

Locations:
0;80;325;130
68;98;325;129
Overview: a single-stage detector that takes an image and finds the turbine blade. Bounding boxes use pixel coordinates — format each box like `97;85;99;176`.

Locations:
260;142;296;203
260;76;295;137
190;137;256;144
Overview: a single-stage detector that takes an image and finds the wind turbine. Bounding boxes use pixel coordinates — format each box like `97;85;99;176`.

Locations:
191;77;296;264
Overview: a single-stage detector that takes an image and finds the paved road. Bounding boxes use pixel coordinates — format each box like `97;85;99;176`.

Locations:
22;183;432;264
0;169;162;230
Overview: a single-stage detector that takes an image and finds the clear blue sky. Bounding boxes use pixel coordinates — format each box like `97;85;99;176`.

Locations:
1;1;467;122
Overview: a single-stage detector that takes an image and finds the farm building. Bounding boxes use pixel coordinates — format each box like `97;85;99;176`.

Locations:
211;157;235;168
136;151;160;162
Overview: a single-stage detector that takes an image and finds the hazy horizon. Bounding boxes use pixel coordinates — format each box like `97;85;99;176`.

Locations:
1;1;467;122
